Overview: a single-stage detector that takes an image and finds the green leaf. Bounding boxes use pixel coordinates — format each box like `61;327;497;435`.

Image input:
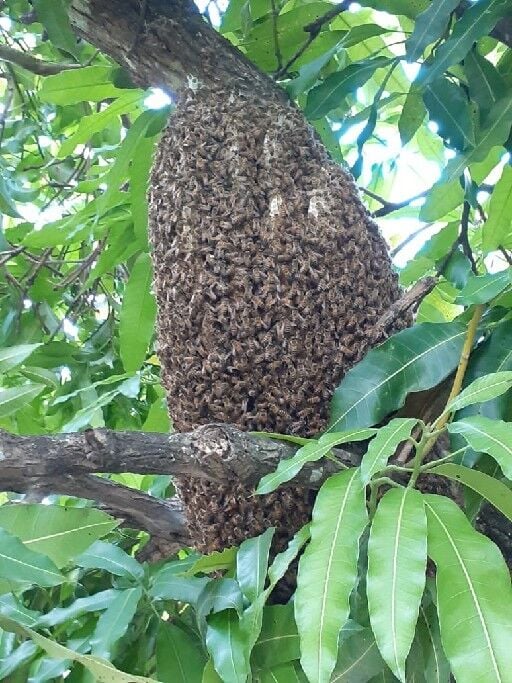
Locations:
424;495;512;682
418;176;464;222
423;77;474;151
0;640;38;680
58;90;143;158
0;594;40;628
119;252;157;373
256;662;305;682
150;569;210;605
157;622;206;683
130;128;159;244
0;174;21;217
206;610;250;683
0;343;41;373
448;416;512;480
0;384;45;418
464;49;505;118
398;87;426;146
0;528;64;589
203;658;224;682
446;371;512;414
295;469;368;683
330;628;387;682
75;540;144;581
405;0;460;62
455;269;512;304
33;0;80;58
360;418;418;484
0;505;118;568
430;463;512;523
418;0;511;86
236;528;274;604
90;587;142;660
329;321;467;432
38;589;118;627
305;57;391;119
367;489;426;681
417;603;450;683
482;165;512;252
40;66;127;104
256;429;376;494
0;616;155;682
184;547;238;577
252;604;300;670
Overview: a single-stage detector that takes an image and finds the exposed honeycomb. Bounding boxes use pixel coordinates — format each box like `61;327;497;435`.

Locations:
148;85;408;554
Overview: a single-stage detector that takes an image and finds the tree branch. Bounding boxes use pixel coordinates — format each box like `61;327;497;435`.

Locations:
0;44;81;76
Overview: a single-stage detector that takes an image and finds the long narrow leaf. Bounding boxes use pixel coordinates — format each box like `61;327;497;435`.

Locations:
448;416;512;479
360;419;418;484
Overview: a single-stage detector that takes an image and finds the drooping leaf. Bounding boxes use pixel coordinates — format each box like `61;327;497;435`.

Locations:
305;57;391;119
405;0;460;62
455;269;512;305
0;594;41;628
417;603;451;683
430;463;512;522
418;0;511;86
0;384;45;418
329;321;467;432
157;622;206;683
482;165;512;252
90;587;142;660
425;495;512;682
38;589;118;627
75;540;144;581
448;416;512;480
0;505;118;568
183;547;238;577
367;488;427;682
0;528;64;589
423;77;475;151
295;469;368;683
256;428;376;494
236;528;274;604
33;0;80;58
398;87;426;146
130;128;160;244
196;579;245;628
360;418;418;484
119;252;157;373
419;178;464;221
446;371;512;414
0;343;41;374
39;66;127;104
464;49;505;118
252;604;300;670
330;627;387;682
0;616;155;683
206;610;250;683
0;640;38;680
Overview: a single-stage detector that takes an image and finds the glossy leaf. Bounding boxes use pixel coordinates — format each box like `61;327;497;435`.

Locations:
419;178;464;222
417;603;450;683
360;418;418;484
256;428;375;494
90;587;142;660
398;87;426;146
367;488;427;681
405;0;459;62
0;384;45;418
330;628;387;682
0;343;41;373
206;610;250;683
75;540;144;580
236;528;274;603
329;321;467;432
482;165;512;252
257;662;305;682
425;495;512;682
38;589;118;627
0;528;64;588
295;469;368;683
39;66;126;104
0;505;118;568
157;622;206;683
455;269;512;305
464;49;505;118
446;371;512;414
119;252;157;373
431;463;512;523
423;77;474;151
448;416;512;479
252;604;300;670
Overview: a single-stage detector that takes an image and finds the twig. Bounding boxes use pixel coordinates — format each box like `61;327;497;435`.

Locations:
270;0;283;72
360;187;428;217
0;44;81;76
390;223;433;257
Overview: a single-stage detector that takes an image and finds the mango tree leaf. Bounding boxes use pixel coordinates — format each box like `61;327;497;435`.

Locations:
305;57;391;119
367;489;427;682
0;505;118;568
398;87;426;146
423;77;475;151
482;165;512;252
295;469;368;683
330;628;387;682
256;662;305;682
424;495;512;682
446;371;512;414
252;604;300;670
0;594;40;628
418;0;511;86
0;640;38;680
419;178;464;222
38;589;118;627
236;528;274;604
130;128;160;244
464;49;505;118
430;462;512;523
0;174;21;217
157;622;206;683
329;321;467;432
0;616;155;683
417;603;450;683
33;0;80;58
360;419;418;485
455;269;512;304
75;540;144;581
0;528;64;588
203;657;223;682
405;0;460;62
184;547;237;577
119;252;157;373
39;66;126;104
90;587;142;660
0;343;41;373
206;610;250;683
197;579;245;629
0;384;45;418
448;416;512;479
256;429;376;494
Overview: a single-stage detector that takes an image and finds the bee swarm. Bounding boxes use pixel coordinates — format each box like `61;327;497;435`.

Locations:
149;84;408;554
